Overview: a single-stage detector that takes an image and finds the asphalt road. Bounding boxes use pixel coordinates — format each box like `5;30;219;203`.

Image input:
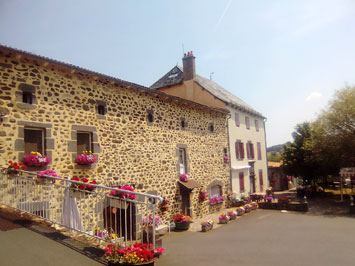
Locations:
1;208;355;266
156;210;355;266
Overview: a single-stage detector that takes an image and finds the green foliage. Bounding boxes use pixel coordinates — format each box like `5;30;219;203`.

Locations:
282;86;355;183
267;151;281;162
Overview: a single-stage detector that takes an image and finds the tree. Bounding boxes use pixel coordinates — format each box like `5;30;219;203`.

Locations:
281;122;320;183
312;86;355;167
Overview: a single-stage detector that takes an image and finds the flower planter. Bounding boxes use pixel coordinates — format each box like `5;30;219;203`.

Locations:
108;260;154;266
175;222;190;231
229;215;236;220
244;208;251;213
219;218;228;224
201;224;213;232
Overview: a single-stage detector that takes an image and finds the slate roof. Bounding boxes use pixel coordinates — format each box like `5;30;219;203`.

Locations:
150;65;184;89
150;65;264;118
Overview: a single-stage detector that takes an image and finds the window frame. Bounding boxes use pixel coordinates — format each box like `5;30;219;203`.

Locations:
178;148;187;175
245;116;250;130
257;142;262;160
24;127;45;155
235;140;245;160
76;131;93;155
209;184;222;198
22;91;33;105
246;142;254;160
255;119;259;132
235;112;240;127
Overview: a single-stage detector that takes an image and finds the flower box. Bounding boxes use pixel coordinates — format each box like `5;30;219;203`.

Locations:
227;211;237;220
23;153;50;167
219;218;229;224
209;196;225;205
75;152;97;165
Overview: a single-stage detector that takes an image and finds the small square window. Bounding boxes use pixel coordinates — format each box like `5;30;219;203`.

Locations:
24;128;45;155
147;110;154;124
22;92;33;104
98;105;106;115
208;123;214;133
181;118;186;129
77;132;92;155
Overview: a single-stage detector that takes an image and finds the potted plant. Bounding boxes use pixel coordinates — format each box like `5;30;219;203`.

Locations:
173;214;192;231
75;150;97;165
236;207;245;216
180;173;188;182
70;176;97;195
110;185;136;200
200;220;214;232
227;211;237;220
198;190;207;203
104;242;165;266
244;204;251;213
2;161;27;177
209;196;224;205
37;169;58;184
23;152;51;167
218;213;230;224
251;201;258;210
142;215;162;234
264;196;273;203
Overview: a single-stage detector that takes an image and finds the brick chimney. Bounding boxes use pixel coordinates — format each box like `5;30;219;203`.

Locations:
182;51;196;81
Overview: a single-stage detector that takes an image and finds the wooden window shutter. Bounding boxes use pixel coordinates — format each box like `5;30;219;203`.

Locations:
235;141;240;159
257;142;262;160
239;172;245;191
235;113;240;127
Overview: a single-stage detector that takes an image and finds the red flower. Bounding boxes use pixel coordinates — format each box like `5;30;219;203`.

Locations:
82;178;89;183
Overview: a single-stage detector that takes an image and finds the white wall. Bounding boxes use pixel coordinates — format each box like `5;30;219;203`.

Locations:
228;105;269;197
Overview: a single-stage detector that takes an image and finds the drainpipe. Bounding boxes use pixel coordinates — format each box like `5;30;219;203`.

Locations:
263;118;269;187
226;110;232;194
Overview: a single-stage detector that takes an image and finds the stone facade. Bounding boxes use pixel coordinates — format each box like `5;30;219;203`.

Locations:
0;46;230;221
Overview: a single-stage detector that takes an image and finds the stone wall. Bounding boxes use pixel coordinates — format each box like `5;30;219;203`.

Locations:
0;47;230;221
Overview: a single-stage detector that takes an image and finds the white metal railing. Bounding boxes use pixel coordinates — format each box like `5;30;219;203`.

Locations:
0;168;163;247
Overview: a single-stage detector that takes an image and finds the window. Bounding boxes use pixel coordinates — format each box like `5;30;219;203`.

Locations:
181;118;186;129
255;120;259;132
235;140;245;160
24;128;45;155
77;132;92;155
245;117;250;129
246;142;254;160
257;142;262;160
235;113;240;127
98;105;106;115
178;148;187;174
259;170;264;192
147;110;154;123
22;91;33;104
210;184;222;198
208;123;214;133
223;148;228;157
239;172;245;192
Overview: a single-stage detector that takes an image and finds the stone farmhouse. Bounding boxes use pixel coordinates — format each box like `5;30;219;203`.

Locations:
0;44;231;220
151;51;269;199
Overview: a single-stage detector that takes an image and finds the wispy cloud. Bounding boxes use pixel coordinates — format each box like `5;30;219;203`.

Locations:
306;91;322;101
214;0;232;32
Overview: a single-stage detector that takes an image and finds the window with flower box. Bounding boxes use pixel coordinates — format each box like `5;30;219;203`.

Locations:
24;128;45;155
77;132;93;155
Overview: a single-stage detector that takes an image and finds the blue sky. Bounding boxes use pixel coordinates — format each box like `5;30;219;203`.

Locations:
1;0;355;146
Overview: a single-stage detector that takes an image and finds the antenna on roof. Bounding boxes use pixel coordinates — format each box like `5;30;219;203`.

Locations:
210;72;214;80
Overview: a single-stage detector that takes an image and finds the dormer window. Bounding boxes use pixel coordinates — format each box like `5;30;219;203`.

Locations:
22;91;33;104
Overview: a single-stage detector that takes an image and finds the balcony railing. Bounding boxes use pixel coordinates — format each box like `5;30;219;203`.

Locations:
0;169;162;247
